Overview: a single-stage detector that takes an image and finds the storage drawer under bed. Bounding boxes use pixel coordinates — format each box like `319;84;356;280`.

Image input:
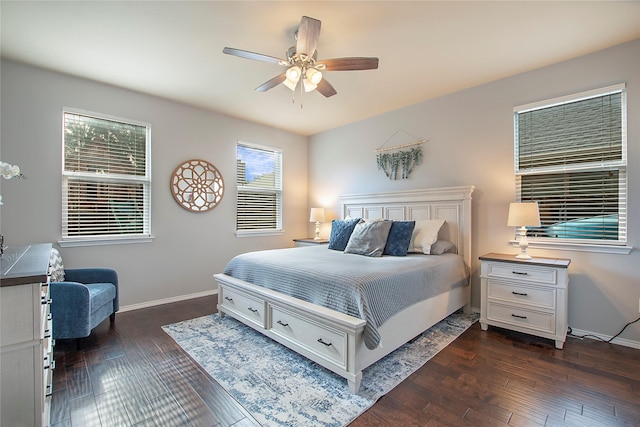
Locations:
219;286;266;328
269;304;347;370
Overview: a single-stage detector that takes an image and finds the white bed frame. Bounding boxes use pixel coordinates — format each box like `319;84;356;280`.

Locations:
214;185;474;393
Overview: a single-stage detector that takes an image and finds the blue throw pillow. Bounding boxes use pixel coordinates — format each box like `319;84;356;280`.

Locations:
383;221;416;256
328;218;362;251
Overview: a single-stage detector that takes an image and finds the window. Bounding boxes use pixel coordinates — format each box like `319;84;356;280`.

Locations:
236;141;282;234
514;84;627;249
62;109;151;244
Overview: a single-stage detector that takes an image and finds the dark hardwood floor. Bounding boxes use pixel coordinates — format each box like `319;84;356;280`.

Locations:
50;295;640;427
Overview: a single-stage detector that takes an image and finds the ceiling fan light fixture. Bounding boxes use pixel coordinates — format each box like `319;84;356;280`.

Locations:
306;68;323;85
223;16;378;100
302;79;317;92
282;78;297;91
285;66;301;83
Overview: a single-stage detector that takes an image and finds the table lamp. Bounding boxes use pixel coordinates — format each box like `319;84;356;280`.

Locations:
309;208;325;240
507;202;540;259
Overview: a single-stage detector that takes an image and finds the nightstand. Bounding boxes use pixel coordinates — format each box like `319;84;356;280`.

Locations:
479;252;571;349
293;238;329;247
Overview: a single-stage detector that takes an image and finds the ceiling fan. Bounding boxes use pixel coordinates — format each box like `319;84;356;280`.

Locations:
222;16;379;99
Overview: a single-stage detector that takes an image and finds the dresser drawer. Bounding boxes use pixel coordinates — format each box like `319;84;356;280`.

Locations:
486;302;555;334
270;304;347;370
486;262;558;285
487;280;555;309
219;286;266;328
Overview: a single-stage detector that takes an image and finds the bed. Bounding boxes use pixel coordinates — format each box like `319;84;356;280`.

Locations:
214;186;474;393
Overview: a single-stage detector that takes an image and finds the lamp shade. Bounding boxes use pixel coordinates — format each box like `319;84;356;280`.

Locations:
309;207;325;223
507;202;541;227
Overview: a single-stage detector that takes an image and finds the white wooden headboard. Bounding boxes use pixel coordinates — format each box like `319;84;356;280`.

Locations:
340;186;475;268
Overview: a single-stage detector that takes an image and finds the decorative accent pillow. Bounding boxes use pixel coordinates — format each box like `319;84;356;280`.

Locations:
409;219;446;254
328;218;362;251
383;221;416;256
430;239;456;255
344;220;393;257
49;248;65;282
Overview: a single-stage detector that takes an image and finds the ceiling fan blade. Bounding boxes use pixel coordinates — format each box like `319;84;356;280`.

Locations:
223;47;288;66
316;78;337;98
296;16;321;58
255;73;287;92
317;57;379;71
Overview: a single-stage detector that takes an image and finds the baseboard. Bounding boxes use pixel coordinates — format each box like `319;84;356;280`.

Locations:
119;289;218;313
568;327;640;350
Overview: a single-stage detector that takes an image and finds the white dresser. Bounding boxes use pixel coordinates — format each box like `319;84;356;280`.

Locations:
479;252;570;349
1;243;54;426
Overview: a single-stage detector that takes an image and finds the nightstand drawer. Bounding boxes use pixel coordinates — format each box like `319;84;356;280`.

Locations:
486;302;555;334
487;280;555;309
486;262;558;285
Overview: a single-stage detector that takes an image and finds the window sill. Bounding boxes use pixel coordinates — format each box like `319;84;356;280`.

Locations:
509;240;632;255
236;229;284;238
59;236;154;248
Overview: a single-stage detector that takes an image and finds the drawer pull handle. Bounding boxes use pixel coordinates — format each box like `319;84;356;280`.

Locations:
248;307;258;313
512;291;528;296
317;338;333;347
224;296;233;302
277;320;289;327
512;271;529;276
511;314;527;320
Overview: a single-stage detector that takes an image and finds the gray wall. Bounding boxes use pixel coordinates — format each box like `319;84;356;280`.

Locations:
2;40;638;345
1;60;308;309
309;40;640;345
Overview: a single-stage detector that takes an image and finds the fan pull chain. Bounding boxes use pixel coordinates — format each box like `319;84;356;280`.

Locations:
299;76;304;109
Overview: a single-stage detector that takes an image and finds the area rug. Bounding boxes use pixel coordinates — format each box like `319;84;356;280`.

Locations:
162;311;477;427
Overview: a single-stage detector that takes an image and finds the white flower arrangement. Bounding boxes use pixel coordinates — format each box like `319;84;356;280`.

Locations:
0;161;25;205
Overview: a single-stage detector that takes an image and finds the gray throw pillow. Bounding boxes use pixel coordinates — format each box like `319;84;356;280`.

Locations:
344;220;393;257
430;240;456;255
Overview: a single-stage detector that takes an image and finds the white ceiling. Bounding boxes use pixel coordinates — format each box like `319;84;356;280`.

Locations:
2;1;639;136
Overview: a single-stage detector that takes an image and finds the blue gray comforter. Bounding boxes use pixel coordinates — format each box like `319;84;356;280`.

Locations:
223;245;468;349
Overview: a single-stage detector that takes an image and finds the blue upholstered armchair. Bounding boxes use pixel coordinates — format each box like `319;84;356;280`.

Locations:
50;268;119;340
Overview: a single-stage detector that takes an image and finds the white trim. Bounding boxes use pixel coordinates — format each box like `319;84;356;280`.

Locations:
63;106;152;128
509;240;633;255
568;327;640;350
58;236;155;247
235;230;284;238
513;83;626;113
118;289;217;313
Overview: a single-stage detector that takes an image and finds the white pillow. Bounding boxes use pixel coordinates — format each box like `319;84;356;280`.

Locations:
409;219;445;254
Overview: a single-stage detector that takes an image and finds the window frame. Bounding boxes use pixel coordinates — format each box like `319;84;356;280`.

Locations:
235;140;283;237
59;107;153;247
512;84;631;255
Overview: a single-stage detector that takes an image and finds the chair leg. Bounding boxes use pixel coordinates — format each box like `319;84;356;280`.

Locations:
110;312;116;323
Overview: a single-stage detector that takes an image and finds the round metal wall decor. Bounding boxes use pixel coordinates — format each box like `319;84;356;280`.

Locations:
170;159;224;212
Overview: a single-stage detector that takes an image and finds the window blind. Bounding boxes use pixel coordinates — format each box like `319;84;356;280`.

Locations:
514;85;626;244
236;142;282;232
62;110;151;240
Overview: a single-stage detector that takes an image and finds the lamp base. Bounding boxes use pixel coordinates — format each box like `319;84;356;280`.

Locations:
314;221;321;240
514;226;533;260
